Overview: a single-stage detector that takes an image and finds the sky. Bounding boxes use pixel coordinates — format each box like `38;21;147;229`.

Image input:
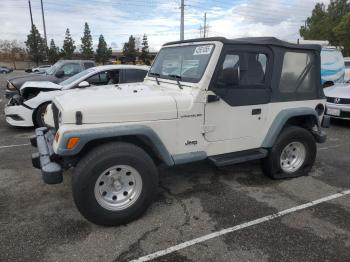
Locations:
0;0;330;51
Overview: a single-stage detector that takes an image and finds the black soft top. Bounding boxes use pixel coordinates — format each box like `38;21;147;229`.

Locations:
164;37;321;52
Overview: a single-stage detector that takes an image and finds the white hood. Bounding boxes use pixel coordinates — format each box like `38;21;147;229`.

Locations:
20;81;62;91
53;83;181;124
324;83;350;99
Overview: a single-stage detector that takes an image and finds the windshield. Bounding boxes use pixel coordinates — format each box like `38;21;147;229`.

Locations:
149;44;214;83
46;61;63;75
60;68;96;86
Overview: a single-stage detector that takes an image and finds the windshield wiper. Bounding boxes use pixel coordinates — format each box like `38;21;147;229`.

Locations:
168;74;183;90
149;72;160;85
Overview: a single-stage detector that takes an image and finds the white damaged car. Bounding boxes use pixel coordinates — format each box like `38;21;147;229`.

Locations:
4;65;149;127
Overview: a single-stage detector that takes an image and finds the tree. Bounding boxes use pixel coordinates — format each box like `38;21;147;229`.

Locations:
140;34;150;64
299;3;329;40
25;24;46;65
0;40;24;69
95;34;112;65
300;0;350;55
47;39;60;63
334;13;350;55
122;35;137;63
81;22;94;59
61;28;76;59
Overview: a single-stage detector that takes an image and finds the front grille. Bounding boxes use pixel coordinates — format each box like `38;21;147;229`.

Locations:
327;97;350;104
52;103;59;130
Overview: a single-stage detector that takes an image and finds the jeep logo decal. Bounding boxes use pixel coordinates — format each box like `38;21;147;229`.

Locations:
185;140;198;146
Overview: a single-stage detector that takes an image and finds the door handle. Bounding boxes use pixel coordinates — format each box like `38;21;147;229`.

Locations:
207;94;220;103
252;108;261;115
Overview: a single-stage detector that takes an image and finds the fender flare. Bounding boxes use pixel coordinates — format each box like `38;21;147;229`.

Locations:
56;125;175;166
261;107;320;148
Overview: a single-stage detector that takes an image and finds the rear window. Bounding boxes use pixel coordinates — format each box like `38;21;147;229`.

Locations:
124;69;147;83
279;51;316;95
84;62;95;69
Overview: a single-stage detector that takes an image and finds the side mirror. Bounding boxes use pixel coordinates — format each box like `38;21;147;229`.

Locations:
55;70;64;78
78;81;90;88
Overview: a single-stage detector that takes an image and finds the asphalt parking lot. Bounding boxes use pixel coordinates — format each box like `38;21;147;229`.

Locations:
0;71;350;262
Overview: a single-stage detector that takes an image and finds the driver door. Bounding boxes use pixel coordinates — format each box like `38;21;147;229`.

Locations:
204;45;272;151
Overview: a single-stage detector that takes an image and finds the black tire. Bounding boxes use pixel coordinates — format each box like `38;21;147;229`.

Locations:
34;103;49;127
72;142;158;226
262;126;316;179
323;81;334;88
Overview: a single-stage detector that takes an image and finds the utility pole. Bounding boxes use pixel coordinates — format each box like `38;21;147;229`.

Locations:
203;12;207;38
28;0;34;29
40;0;48;47
180;0;184;40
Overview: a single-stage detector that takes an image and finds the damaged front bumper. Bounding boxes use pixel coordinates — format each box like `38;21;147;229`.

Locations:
5;95;34;127
31;127;63;184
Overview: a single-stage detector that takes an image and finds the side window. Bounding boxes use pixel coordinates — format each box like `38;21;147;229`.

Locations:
124;69;147;83
61;63;81;77
85;73;101;85
279;51;315;94
85;70;119;86
84;62;95;69
216;52;267;88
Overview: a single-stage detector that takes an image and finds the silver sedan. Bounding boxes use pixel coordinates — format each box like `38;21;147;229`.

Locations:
324;83;350;119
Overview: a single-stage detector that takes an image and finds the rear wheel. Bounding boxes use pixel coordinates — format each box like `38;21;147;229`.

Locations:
262;126;316;179
72;142;158;226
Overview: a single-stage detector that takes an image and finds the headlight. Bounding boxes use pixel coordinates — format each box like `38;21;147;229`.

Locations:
58;111;62;125
7;81;16;91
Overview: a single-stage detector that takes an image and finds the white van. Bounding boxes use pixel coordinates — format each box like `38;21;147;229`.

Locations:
344;57;350;82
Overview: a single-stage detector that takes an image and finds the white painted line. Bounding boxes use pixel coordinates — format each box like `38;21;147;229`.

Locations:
132;190;350;262
0;143;30;149
319;142;350;150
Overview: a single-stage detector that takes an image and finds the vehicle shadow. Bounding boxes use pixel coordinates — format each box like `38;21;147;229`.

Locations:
330;118;350;128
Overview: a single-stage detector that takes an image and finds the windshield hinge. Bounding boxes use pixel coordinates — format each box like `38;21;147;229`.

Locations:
202;125;216;134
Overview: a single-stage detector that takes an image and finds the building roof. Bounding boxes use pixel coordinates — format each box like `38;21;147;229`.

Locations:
164;37;321;51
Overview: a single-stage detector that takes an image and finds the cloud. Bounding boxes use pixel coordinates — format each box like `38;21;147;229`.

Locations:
0;0;330;51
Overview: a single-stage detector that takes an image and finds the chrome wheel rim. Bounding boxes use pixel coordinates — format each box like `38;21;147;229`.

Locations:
280;142;306;173
94;165;142;211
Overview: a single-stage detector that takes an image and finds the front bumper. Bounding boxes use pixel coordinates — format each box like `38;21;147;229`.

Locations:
31;127;63;184
5;99;34;127
325;102;350;120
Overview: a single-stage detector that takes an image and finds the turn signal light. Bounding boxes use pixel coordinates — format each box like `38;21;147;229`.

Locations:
66;137;80;150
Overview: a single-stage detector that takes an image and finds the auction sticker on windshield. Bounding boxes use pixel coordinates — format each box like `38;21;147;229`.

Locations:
193;45;213;55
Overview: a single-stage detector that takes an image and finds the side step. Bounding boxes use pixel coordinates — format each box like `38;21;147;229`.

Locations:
208;148;268;167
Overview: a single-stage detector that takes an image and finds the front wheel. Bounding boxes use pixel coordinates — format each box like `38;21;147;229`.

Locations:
262;126;316;179
72;142;158;226
34;103;49;127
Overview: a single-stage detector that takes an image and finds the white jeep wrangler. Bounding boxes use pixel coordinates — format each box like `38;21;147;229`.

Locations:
31;37;330;226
